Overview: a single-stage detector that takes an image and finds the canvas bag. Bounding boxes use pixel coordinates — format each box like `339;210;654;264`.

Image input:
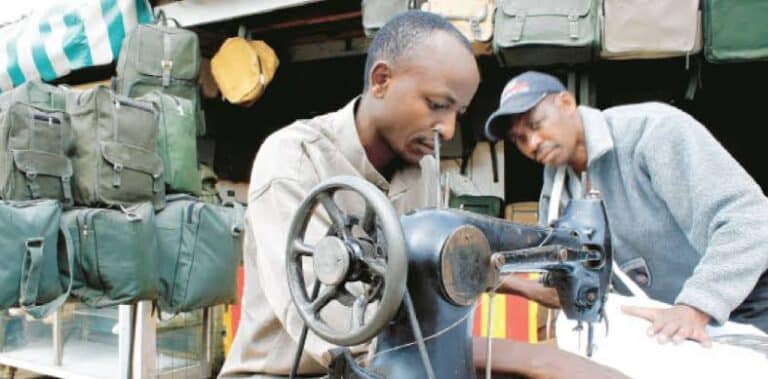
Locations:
155;195;244;314
137;91;201;195
703;0;768;63
60;202;159;307
0;80;67;112
211;31;279;107
67;86;165;209
493;0;598;67
420;0;494;42
0;103;74;205
0;199;74;319
362;0;422;36
115;10;206;135
601;0;702;60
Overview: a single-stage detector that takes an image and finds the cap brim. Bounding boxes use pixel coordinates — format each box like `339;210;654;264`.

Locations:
484;93;547;142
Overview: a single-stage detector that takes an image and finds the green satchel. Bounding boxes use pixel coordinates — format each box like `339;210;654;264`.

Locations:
0;103;75;206
115;10;206;136
67;86;165;209
0;81;67;112
0;199;74;319
155;195;244;314
137;91;201;195
703;0;768;63
493;0;599;67
61;202;159;307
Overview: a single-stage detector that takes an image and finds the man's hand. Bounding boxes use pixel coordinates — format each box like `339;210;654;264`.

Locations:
495;275;561;309
621;304;712;347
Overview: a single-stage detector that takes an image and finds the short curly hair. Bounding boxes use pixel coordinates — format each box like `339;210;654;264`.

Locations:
363;10;472;90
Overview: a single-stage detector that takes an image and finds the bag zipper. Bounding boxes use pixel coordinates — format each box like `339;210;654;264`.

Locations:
32;114;61;125
114;97;154;113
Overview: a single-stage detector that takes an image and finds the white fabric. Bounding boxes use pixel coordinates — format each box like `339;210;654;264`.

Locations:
557;294;768;378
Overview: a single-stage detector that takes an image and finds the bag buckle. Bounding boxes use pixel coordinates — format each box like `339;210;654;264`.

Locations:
568;13;579;39
161;59;173;87
113;163;123;188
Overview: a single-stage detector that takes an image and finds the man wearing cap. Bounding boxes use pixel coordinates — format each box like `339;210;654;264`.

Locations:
487;71;768;346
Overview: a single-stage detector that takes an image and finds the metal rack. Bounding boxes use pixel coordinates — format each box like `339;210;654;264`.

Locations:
0;301;212;379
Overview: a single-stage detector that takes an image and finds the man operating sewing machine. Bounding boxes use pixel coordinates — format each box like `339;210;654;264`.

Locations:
486;71;768;347
221;11;628;379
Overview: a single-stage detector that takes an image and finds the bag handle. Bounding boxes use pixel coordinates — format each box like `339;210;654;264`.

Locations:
19;238;44;308
154;9;182;28
20;226;76;319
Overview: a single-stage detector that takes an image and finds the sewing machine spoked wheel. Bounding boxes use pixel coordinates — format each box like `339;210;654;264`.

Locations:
285;175;408;346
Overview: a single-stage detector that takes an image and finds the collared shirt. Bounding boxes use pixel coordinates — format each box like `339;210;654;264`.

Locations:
539;104;768;327
220;98;438;377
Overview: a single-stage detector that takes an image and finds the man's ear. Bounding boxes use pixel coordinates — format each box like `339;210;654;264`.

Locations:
556;91;578;113
369;61;393;99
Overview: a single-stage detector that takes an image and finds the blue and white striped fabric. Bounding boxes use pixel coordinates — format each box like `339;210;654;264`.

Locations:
0;0;153;92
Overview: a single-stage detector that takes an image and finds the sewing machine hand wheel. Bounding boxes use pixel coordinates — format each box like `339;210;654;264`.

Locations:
286;176;408;346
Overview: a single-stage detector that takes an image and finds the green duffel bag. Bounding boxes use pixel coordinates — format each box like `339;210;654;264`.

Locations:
493;0;599;67
0;199;73;319
67;86;165;209
115;10;206;136
61;202;159;307
703;0;768;63
0;103;75;206
137;91;201;195
155;195;244;314
0;80;67;112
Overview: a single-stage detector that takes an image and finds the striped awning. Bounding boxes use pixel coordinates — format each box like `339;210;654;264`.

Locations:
0;0;154;92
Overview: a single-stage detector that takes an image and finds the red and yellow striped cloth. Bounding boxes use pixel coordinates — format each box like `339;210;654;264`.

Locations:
473;273;541;343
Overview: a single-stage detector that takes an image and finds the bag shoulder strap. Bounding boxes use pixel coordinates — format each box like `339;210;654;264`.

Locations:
20;225;76;319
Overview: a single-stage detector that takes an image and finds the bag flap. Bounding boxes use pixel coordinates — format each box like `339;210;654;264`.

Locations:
12;150;73;178
134;24;201;81
100;141;163;177
423;0;492;22
602;0;700;54
501;0;592;18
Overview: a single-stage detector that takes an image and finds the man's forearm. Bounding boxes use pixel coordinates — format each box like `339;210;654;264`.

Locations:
496;275;561;309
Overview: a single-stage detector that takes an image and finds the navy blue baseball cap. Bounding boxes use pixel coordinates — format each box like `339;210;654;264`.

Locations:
484;71;566;142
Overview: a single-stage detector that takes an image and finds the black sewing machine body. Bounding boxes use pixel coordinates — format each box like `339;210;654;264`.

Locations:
367;198;611;378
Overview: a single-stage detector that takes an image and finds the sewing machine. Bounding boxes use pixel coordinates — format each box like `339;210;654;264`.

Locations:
285;175;612;378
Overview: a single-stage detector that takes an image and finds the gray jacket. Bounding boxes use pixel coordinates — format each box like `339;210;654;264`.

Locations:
539;103;768;326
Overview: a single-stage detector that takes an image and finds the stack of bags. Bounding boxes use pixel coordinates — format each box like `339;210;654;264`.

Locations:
0;11;244;322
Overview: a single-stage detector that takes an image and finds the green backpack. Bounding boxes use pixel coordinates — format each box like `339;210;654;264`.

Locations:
115;10;206;136
0;103;74;206
155;195;244;314
67;86;165;209
0;199;73;319
60;202;159;307
138;91;201;195
704;0;768;63
0;81;67;112
492;0;599;67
